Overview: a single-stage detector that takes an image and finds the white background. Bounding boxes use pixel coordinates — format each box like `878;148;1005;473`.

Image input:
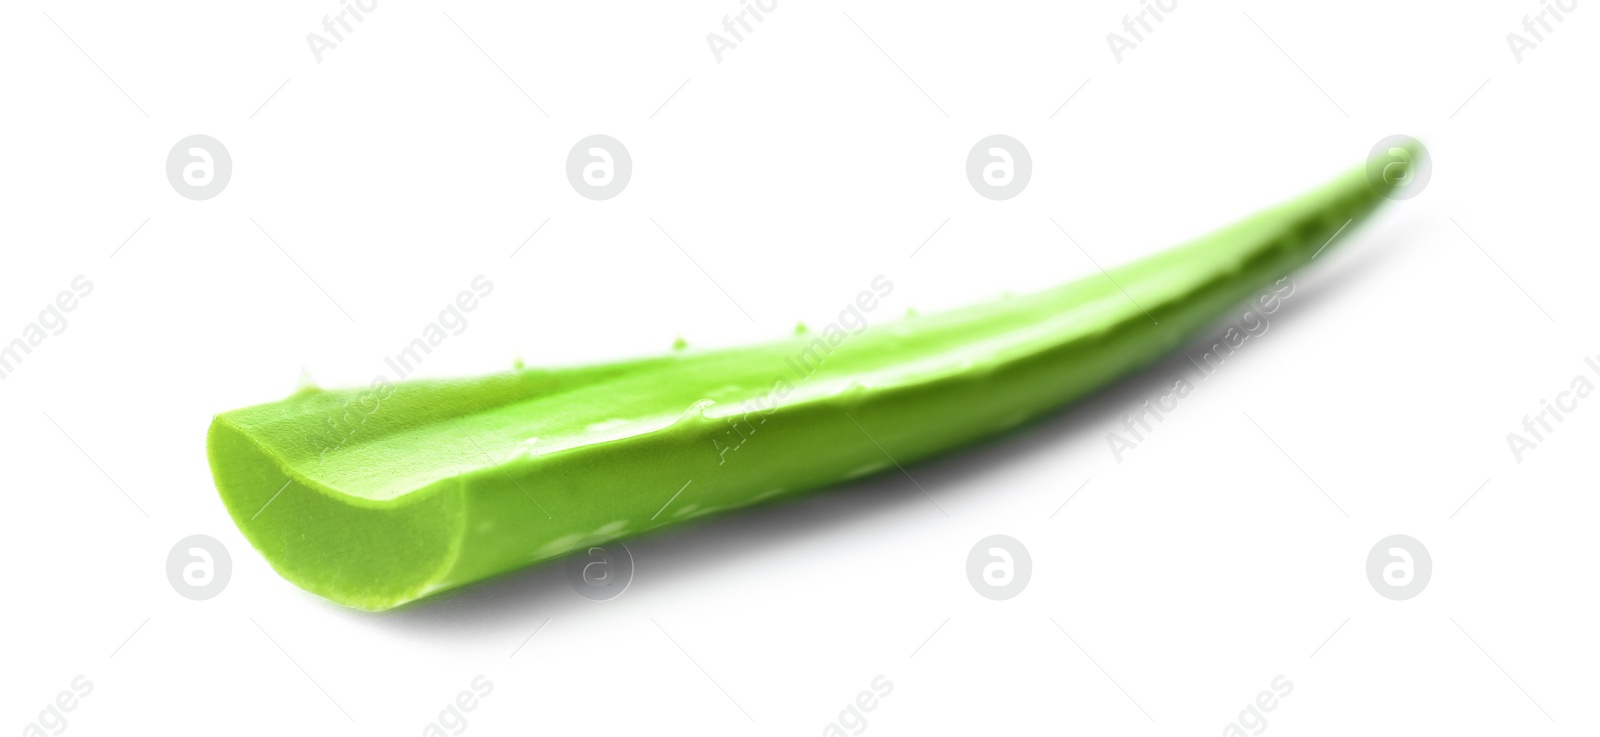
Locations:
2;1;1596;735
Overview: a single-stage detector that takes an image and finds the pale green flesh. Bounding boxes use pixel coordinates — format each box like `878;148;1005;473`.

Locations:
209;162;1394;610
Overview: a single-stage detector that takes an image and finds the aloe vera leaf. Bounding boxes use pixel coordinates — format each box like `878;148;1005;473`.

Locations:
208;157;1398;610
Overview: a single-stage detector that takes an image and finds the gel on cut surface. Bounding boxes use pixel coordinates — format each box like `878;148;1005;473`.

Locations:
209;155;1406;610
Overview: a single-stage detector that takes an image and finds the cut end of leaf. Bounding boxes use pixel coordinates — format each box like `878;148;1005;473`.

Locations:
207;417;465;610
